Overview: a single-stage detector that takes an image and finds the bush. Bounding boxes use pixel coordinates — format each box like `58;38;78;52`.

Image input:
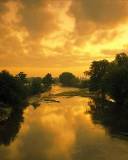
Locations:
59;72;78;87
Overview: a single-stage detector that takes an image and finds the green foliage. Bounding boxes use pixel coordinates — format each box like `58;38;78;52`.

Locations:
59;72;78;87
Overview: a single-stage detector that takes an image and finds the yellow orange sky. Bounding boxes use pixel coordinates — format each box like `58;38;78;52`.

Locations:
0;0;128;76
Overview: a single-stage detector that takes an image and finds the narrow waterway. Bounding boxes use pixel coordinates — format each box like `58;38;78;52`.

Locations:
0;86;128;160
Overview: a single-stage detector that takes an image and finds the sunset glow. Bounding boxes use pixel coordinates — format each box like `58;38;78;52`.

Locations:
0;0;128;76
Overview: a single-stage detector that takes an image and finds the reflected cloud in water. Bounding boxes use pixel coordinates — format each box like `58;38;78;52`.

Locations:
0;96;128;160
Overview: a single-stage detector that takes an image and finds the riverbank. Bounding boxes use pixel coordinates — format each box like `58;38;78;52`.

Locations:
55;88;94;97
0;91;47;122
1;85;128;160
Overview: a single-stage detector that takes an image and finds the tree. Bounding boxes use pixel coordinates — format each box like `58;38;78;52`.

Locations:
88;53;128;106
115;53;128;66
85;52;128;133
88;60;109;94
59;72;78;87
31;78;42;95
15;72;27;83
0;70;27;107
15;72;29;97
104;53;128;106
42;73;53;87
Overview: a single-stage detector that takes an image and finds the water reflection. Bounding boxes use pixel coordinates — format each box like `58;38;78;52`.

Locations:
0;90;128;160
89;97;128;137
0;109;24;146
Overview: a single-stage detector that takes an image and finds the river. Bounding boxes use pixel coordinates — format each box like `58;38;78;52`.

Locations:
0;85;128;160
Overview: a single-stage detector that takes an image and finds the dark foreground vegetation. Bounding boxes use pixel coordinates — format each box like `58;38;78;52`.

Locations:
87;53;128;134
0;71;53;112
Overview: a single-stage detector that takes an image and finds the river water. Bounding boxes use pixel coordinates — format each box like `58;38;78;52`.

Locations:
0;86;128;160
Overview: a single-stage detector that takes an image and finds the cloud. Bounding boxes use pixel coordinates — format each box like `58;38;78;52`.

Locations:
0;0;128;76
70;0;128;32
19;0;59;39
68;0;128;47
67;0;128;61
0;0;9;13
0;0;61;68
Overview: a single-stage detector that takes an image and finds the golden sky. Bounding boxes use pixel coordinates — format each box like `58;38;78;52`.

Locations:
0;0;128;76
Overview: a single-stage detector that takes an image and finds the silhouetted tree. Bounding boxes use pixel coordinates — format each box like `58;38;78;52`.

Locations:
88;60;109;96
31;78;43;95
88;53;128;133
15;72;27;84
0;71;27;108
104;53;128;106
42;73;53;88
115;53;128;66
59;72;78;87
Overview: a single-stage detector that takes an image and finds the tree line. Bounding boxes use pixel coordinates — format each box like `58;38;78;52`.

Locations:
88;53;128;106
59;72;88;88
87;53;128;133
0;71;53;109
0;69;88;111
